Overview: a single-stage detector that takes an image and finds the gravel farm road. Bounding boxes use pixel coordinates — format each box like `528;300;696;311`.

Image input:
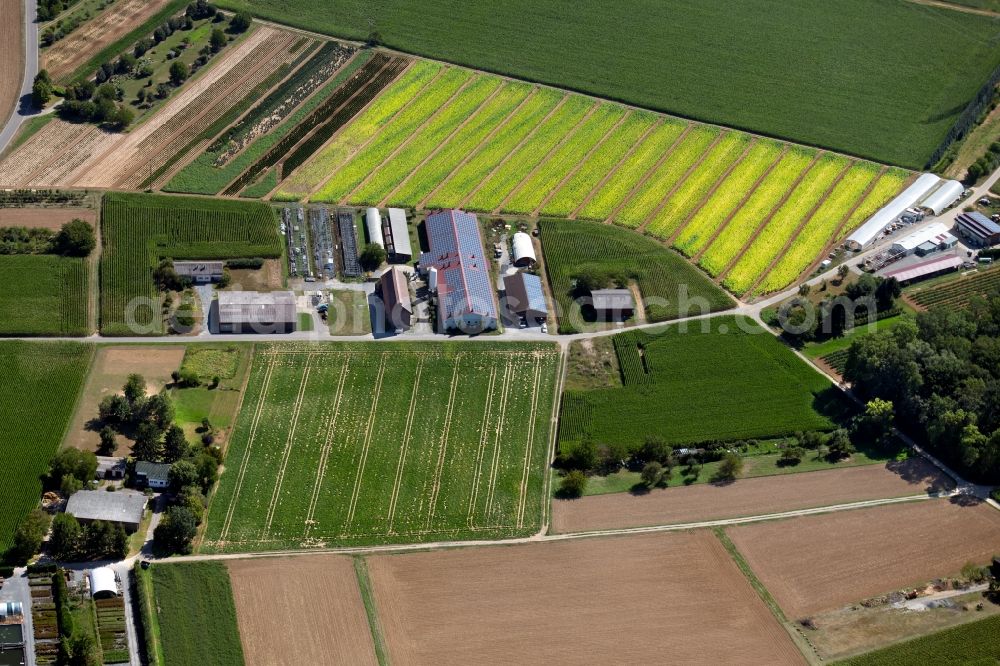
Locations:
0;0;39;155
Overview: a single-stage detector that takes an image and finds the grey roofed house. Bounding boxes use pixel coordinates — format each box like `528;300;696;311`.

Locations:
95;456;126;480
504;272;548;320
65;490;147;533
379;265;412;331
591;288;634;312
386;208;413;261
215;290;297;334
173;261;224;283
134;461;172;489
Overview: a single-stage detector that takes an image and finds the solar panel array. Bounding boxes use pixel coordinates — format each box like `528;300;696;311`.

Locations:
423;210;498;322
522;273;548;313
338;211;362;277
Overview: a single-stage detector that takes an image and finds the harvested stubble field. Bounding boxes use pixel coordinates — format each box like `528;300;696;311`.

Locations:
551;457;951;534
0;120;117;187
228;556;377;666
366;530;804;665
201;342;560;553
727;499;1000;619
0;0;22;129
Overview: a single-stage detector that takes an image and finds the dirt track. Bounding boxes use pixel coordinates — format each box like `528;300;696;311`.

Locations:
0;208;96;228
727;498;1000;619
367;530;804;665
551;458;952;533
227;556;377;666
0;0;22;129
42;0;174;82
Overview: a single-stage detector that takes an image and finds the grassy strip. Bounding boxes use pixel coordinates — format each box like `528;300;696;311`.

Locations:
64;0;189;84
713;527;787;623
238;167;278;198
134;567;164;666
353;557;390;666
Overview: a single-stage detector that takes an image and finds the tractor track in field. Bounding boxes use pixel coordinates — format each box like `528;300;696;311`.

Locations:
262;357;312;536
516;356;544;528
483;357;515;525
344;354;387;528
425;359;462;530
467;364;499;528
387;359;424;534
304;359;351;538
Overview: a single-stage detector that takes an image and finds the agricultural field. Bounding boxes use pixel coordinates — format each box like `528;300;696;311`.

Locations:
835;615;1000;666
201;342;560;553
0;341;92;553
366;531;803;664
551;457;950;533
0;0;21;129
99;193;281;335
0;255;89;336
147;562;245;666
906;265;1000;311
727;499;1000;619
559;316;838;450
538;218;733;333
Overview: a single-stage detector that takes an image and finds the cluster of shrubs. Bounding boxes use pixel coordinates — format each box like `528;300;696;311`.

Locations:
40;0;115;46
37;0;80;21
57;79;134;129
966;141;1000;184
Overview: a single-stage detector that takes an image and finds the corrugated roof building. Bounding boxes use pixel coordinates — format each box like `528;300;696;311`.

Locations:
918;180;964;215
504;272;548;320
890;222;957;255
173;261;224;283
419;210;498;333
216;291;297;334
65;490;146;533
845;173;941;250
956;212;1000;248
883;255;963;284
511;232;537;267
379;266;412;332
386;208;412;262
591;288;634;320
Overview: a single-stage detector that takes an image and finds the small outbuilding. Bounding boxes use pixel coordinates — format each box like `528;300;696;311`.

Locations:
134;461;172;490
378;266;412;332
88;568;119;600
95;456;126;481
65;490;146;533
591;288;634;321
956;212;1000;248
890;222;957;256
504;272;548;321
215;291;297;334
385;208;412;263
365;207;384;247
511;232;537;268
173;261;224;284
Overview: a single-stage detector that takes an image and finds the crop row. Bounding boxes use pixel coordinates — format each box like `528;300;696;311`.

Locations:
646;131;750;240
673;140;783;257
0;256;88;336
910;267;1000;309
614;125;719;229
836;168;911;241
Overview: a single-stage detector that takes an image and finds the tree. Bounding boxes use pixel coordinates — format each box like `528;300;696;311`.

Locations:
163;426;189;464
32;76;52;107
123;374;147;411
359;243;386;271
176;485;206;524
97;427;117;456
564;439;597;471
98;394;131;425
716;452;743;481
107;105;134;130
640;461;664;488
47;449;97;492
81;520;128;560
194;452;219;492
168;459;198;491
779;446;806;466
827;428;855;460
229;11;252;33
169;60;190;85
52;219;96;257
153;506;197;554
5;510;50;565
558;470;587;498
640;436;673;466
132;422;163;462
858;398;894;444
837;264;850;282
50;513;83;561
209;27;227;52
145;393;174;430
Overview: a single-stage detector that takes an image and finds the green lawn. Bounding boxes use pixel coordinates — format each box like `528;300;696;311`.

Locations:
801;314;910;359
0;255;89;336
835;614;1000;665
148;562;245;666
217;0;1000;168
326;289;371;335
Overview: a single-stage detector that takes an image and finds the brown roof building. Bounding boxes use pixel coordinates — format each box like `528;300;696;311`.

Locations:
379;266;412;332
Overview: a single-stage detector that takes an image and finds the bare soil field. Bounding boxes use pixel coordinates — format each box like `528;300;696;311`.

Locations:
0;120;117;187
227;556;377;666
0;208;97;228
367;531;804;665
0;0;23;128
64;345;185;454
42;0;174;82
727;498;1000;620
551;458;951;533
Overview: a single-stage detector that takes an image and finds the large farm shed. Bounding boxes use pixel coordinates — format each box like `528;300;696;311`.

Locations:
511;232;537;268
419;209;498;333
173;261;224;283
955;212;1000;248
378;266;412;332
919;179;964;216
883;254;963;284
845;173;941;250
386;208;412;262
890;222;957;256
591;288;634;321
504;272;548;321
65;490;146;533
215;291;297;334
365;208;384;247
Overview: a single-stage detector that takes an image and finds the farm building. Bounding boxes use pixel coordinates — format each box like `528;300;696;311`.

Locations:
88;568;118;600
511;232;537;268
591;288;634;321
419;210;498;333
365;208;385;247
918;179;964;215
504;272;548;321
95;456;126;481
135;461;172;490
173;261;224;283
845;173;942;250
378;266;412;332
65;490;146;533
956;212;1000;248
890;222;957;256
0;602;22;620
385;208;413;263
215;291;297;334
882;254;963;284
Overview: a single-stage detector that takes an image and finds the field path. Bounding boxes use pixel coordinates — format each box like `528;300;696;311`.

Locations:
344;354;388;528
516;355;544;528
386;359;424;534
304;359;351;538
906;0;1000;16
262;356;312;536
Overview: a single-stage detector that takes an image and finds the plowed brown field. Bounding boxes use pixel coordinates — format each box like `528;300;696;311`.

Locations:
42;0;174;82
227;556;377;666
367;531;804;665
551;458;951;533
727;498;1000;619
0;208;96;228
0;0;22;128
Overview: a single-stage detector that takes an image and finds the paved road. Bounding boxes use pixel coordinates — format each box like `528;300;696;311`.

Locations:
0;0;40;155
1;569;35;666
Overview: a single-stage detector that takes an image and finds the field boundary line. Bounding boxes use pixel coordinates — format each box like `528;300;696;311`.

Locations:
218;354;276;545
540;348;568;534
378;79;506;208
604;123;692;224
636;130;725;232
344;353;388;528
467;363;499;528
532;108;632;217
666;137;757;246
386;358;424;534
516;355;544;528
746;156;850;297
417;86;538;209
491;101;600;215
304;357;351;538
717;151;822;282
262;355;312;536
457;94;568;209
483;355;515;525
340;69;478;205
570;117;660;219
302;59;440;202
425;358;462;530
692;145;787;262
353;557;390;666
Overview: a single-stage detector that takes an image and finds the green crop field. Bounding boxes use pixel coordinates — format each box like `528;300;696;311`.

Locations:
200;342;560;553
834;614;1000;665
539;219;733;333
559;316;837;450
907;265;1000;310
215;0;1000;168
148;562;245;666
837;169;911;241
0;341;92;553
100;193;281;336
0;255;88;336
